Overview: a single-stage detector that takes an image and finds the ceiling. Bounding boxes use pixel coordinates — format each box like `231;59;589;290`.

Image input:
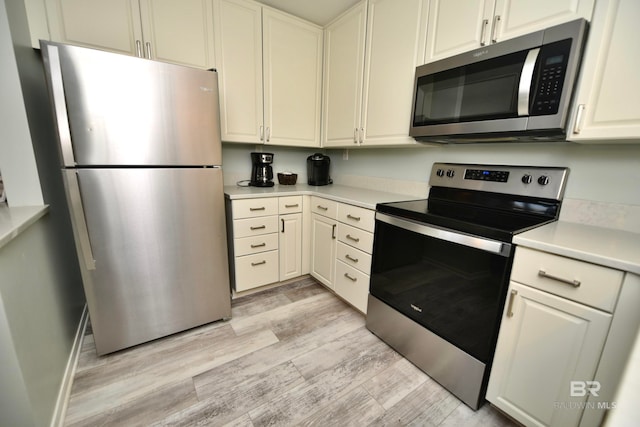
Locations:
255;0;361;26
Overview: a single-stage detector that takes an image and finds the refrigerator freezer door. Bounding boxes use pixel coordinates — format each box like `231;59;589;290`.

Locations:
64;167;230;354
44;42;222;167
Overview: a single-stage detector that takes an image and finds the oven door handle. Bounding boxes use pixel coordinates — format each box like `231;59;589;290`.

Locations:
376;212;512;257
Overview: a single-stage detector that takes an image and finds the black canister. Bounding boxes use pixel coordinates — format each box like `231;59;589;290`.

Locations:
307;153;332;186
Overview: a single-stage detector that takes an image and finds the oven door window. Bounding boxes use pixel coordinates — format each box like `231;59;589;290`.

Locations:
370;219;511;363
412;50;530;126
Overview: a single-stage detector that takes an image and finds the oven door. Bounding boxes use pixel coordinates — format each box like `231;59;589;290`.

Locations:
370;213;513;363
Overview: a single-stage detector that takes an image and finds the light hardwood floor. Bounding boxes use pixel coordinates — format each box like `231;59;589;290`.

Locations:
64;277;518;426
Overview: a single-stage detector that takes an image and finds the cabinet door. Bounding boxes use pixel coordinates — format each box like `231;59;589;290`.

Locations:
263;9;323;147
322;1;367;148
46;0;143;55
424;0;492;63
567;0;640;142
486;282;611;427
310;214;337;289
213;0;263;143
493;0;595;43
138;0;215;69
279;213;302;281
360;0;427;146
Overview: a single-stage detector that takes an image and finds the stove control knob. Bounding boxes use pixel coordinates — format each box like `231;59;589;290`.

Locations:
521;174;533;184
436;169;445;177
538;175;550;185
446;169;455;178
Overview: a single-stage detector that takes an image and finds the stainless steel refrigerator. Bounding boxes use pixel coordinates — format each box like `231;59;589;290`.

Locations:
41;41;231;355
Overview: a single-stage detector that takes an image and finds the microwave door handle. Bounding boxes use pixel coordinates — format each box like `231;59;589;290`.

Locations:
518;48;541;116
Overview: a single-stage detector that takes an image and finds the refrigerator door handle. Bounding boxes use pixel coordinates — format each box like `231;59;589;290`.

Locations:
65;170;96;270
43;44;76;166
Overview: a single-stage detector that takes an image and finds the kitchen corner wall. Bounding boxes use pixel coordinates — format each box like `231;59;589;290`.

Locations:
221;143;323;186
222;142;640;232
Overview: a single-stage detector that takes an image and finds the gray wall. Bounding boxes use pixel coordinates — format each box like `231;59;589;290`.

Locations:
0;0;85;425
222;143;640;205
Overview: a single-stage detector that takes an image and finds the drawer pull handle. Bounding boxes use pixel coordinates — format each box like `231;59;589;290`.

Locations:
251;260;266;267
538;270;581;287
347;214;361;221
317;205;328;211
507;289;517;318
250;225;266;230
285;204;299;208
332;224;336;239
250;207;266;211
345;254;359;263
346;234;360;243
250;243;266;248
344;272;357;282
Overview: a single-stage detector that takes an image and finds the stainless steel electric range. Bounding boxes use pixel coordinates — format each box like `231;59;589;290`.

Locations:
366;163;568;410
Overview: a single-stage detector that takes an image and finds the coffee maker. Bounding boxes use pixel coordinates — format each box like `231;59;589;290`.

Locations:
307;153;332;186
250;152;274;187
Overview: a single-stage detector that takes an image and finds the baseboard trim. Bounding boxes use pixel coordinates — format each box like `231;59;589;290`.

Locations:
50;304;88;427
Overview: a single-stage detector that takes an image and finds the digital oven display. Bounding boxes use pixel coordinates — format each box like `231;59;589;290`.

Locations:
464;169;510;182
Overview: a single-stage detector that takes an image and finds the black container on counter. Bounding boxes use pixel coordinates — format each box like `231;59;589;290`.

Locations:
307;153;332;186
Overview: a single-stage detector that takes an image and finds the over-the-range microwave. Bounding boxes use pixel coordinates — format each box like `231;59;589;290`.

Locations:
409;19;588;143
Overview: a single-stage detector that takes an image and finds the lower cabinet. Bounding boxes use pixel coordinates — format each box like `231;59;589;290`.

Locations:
228;195;303;292
310;213;337;289
279;212;302;281
228;194;375;313
486;282;611;426
234;250;279;292
487;246;623;427
309;196;375;313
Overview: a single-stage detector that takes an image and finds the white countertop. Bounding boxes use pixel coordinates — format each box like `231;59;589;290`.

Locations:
514;221;640;275
0;205;49;250
224;184;414;210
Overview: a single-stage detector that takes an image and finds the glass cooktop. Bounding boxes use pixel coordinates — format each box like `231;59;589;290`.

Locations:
376;195;558;243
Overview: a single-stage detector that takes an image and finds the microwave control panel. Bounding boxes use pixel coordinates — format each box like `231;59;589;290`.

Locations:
531;39;572;116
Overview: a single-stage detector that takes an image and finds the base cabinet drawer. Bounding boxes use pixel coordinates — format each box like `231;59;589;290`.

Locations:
511;247;623;312
234;250;279;292
233;216;279;238
232;198;279;219
310;196;338;218
337;203;375;231
335;260;370;313
336;242;372;275
337;222;374;254
234;233;278;257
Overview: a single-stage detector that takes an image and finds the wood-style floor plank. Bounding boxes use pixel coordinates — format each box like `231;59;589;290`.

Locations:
63;277;517;427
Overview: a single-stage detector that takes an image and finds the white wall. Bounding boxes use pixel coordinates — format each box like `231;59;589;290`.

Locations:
327;143;640;205
0;0;43;207
222;142;640;206
221;143;325;185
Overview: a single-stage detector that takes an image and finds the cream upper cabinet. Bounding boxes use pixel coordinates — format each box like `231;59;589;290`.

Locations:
45;0;215;69
323;0;427;148
424;0;493;63
213;0;263;144
214;0;323;146
424;0;595;63
138;0;215;68
567;0;640;142
262;9;323;147
322;2;367;147
45;0;142;55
